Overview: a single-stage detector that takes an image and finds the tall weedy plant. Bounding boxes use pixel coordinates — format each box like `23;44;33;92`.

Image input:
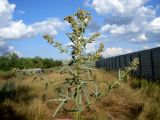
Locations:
43;9;104;119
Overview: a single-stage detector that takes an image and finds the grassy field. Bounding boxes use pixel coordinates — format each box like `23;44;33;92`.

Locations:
0;69;159;120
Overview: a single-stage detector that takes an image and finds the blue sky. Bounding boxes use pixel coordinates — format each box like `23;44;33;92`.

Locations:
0;0;160;59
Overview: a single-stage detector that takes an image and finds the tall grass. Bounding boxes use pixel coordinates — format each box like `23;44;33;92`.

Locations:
0;77;50;120
130;79;160;120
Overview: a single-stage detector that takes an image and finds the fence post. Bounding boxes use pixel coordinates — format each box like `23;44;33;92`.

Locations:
138;52;141;80
118;56;120;69
151;50;155;81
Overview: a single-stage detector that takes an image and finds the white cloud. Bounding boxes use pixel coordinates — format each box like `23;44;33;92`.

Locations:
139;34;148;40
91;0;147;15
0;41;21;56
0;0;65;40
8;45;21;56
0;0;65;55
86;0;160;44
101;24;123;34
155;43;160;47
149;17;160;32
0;19;65;40
0;20;33;40
101;23;140;35
85;42;96;53
0;0;15;27
101;47;132;58
30;18;64;36
129;34;148;42
143;45;150;49
92;0;124;14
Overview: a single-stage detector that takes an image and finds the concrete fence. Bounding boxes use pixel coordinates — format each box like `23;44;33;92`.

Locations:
96;47;160;82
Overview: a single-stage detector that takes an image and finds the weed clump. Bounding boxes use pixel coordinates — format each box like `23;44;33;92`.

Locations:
43;9;104;119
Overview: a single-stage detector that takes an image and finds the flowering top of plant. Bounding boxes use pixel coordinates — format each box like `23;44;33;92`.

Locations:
43;9;104;84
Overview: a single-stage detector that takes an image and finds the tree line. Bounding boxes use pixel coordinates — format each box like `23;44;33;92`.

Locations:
0;53;63;71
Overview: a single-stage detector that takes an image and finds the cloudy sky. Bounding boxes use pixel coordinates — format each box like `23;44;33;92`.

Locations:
0;0;160;59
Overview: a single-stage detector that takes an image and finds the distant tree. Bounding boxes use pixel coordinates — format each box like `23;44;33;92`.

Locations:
33;56;43;68
0;53;62;71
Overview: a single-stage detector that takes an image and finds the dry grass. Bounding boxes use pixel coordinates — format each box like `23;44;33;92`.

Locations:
0;70;159;120
131;79;160;120
0;71;14;80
